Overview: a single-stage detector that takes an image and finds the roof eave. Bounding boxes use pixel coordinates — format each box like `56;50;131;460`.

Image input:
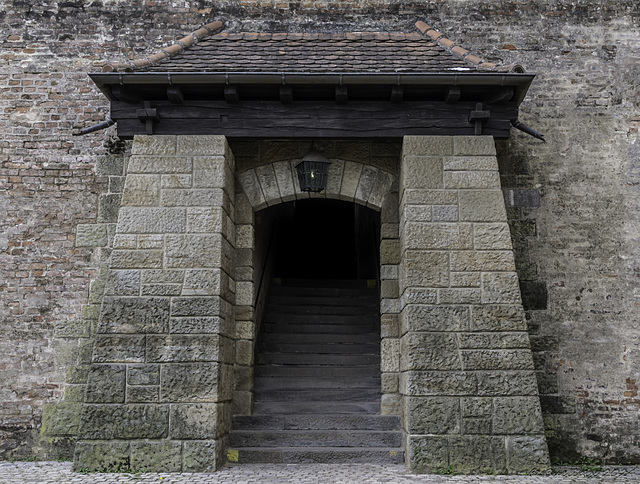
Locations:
89;71;535;105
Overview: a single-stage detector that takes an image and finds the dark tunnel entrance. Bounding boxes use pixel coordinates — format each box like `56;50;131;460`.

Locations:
255;198;380;281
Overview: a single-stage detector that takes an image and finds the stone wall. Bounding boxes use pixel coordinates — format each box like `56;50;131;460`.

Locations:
1;0;639;466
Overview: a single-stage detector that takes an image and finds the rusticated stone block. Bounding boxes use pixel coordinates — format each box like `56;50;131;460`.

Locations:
121;174;160;206
92;335;146;363
105;270;140;296
401;371;476;396
444;156;497;171
400;305;470;333
237;169;266;209
462;418;492;434
401;288;437;305
380;238;400;264
476;371;539;396
147;335;231;363
128;155;192;174
85;364;126;403
432;205;458;221
99;297;170;333
131;135;177;156
74;441;130;472
340;161;363;200
443;170;500;189
450;251;515;272
473;223;514;250
141;283;183;296
161;188;227;208
98;193;121;223
128;364;160;386
448;435;505;473
118;207;186;234
493;397;545;434
165;234;225;269
126;386;159;403
402;222;473;250
110;250;163;269
381;338;400;372
171;296;231;318
401;250;449;288
459;190;506;222
182;269;221;296
438;288;482;305
403;136;453;156
505;436;550;472
461;397;493;418
169;316;223;334
405;396;460;434
177;135;229;158
193;156;233;190
401;189;457;206
401;332;461;371
76;224;108;247
471;305;527;332
458;332;531;349
160;362;233;403
141;269;185;284
130;440;182;473
41;402;82;437
381;314;399;338
162;174;192;189
400;156;443;190
461;349;534;371
482;273;522;304
170;402;230;439
79;404;169;440
407;435;449;473
453;136;496;156
381;393;401;415
182;440;225;472
382;372;399;393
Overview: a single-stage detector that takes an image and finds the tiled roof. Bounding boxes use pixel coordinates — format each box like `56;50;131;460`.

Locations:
101;20;521;74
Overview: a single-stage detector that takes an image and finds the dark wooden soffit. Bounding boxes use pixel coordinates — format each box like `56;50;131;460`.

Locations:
90;72;533;139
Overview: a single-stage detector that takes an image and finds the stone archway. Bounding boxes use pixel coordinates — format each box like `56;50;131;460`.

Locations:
71;134;548;474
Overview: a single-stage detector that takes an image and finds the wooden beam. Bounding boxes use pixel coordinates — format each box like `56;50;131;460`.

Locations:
445;86;461;104
136;101;159;135
167;86;184;104
468;103;491;135
390;86;403;104
335;86;348;105
224;86;239;104
111;85;140;103
279;86;293;104
113;100;516;139
486;86;515;105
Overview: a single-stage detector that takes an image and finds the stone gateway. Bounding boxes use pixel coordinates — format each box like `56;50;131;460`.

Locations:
2;0;639;476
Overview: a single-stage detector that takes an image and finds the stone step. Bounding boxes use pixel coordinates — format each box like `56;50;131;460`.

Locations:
268;304;379;315
257;353;380;366
230;430;402;448
270;286;374;297
252;400;381;415
232;414;402;431
269;295;378;306
277;278;375;289
254;388;381;402
260;342;380;355
253;376;380;391
227;447;404;464
255;366;380;378
261;333;379;345
263;321;378;333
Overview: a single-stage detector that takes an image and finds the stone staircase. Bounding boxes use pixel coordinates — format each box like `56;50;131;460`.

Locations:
228;279;404;464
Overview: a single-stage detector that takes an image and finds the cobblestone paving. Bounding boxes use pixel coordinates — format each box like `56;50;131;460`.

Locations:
2;462;640;484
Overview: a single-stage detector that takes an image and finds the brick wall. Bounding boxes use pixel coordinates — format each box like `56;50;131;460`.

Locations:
1;0;639;463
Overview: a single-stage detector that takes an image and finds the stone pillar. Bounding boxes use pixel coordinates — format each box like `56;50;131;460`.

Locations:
399;136;549;474
74;135;236;473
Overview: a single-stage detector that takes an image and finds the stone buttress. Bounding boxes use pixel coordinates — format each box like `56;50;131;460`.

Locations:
399;136;550;473
74;135;236;472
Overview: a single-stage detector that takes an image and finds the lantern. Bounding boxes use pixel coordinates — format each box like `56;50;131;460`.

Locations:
295;148;331;192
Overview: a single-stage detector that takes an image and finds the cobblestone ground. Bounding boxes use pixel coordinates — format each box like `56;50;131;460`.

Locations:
1;463;640;484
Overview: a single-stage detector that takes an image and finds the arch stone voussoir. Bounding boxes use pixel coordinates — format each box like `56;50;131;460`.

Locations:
237;159;395;211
